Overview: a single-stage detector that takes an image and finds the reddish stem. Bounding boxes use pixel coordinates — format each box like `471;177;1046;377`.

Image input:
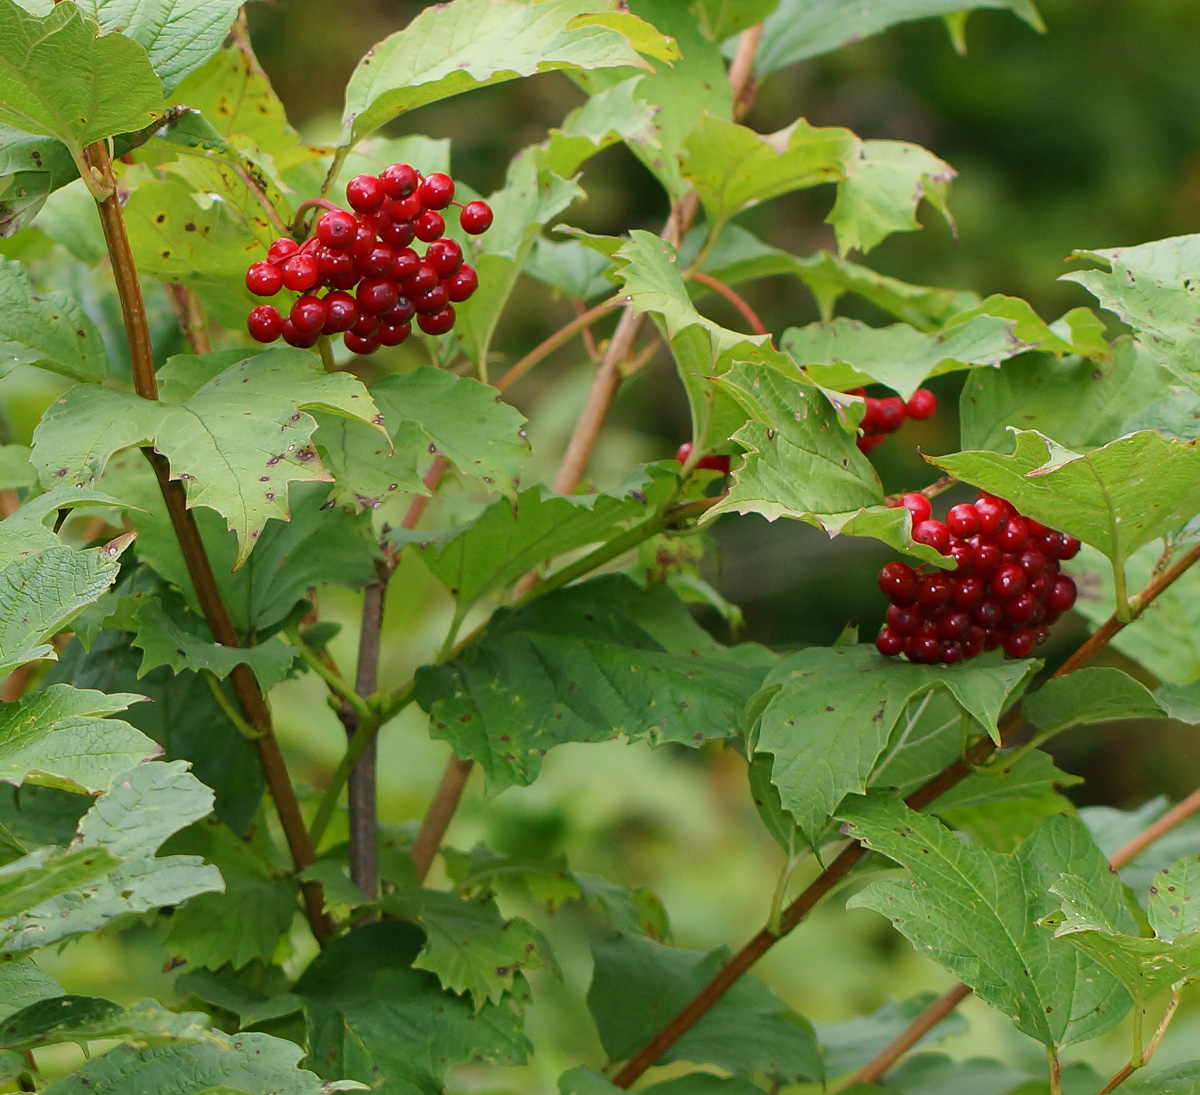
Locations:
690;271;768;337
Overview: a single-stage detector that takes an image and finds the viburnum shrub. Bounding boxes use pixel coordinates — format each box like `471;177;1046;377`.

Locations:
2;2;1200;1094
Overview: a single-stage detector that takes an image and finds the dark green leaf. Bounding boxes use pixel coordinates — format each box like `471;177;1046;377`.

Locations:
0;960;63;1022
0;995;212;1050
588;931;822;1080
930;749;1081;813
812;995;969;1078
1022;668;1165;735
416;575;773;793
879;1052;1032;1095
693;0;781;41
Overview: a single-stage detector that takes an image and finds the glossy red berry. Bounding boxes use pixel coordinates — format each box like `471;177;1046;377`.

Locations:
246;261;283;296
445;264;478;302
992;564;1027;599
418;173;455;210
413;283;450;315
377;322;411;347
425;238;463;277
937;611;971;641
905;388;937;420
267;237;298;263
459;200;493;234
912;519;950;555
413;210;446;242
948;541;974;575
996;516;1030;553
939;641;964;664
973;599;1004;628
963;627;986;658
857;434;886;455
951;575;984;609
879;561;919;605
317;248;358;290
876;397;907;433
876;628;906;656
382;298;416;327
351;313;381;338
886;603;923;636
1059;535;1082;560
1003;627;1037;659
916;572;952;609
356;278;400;316
946;503;980;539
972;539;1003;574
346;174;386;213
900;492;932;526
417;306;456;335
381;219;417;250
1005;590;1038;623
401;262;439;297
381;162;418;199
357;243;396;280
281;317;319;348
289;294;327;335
1045;575;1078;613
974;497;1008;537
343;331;380;355
322;291;359;334
317;209;358;249
907;628;941;664
247;304;283;343
281;253;320;292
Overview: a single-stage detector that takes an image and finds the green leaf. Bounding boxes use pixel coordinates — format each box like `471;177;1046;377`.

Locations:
930;431;1200;584
0;256;106;381
827;139;955;256
680;114;859;232
0;995;213;1050
588;932;822;1080
783;313;1036;402
0;0;162;168
693;0;781;41
1022;667;1165;735
1148;856;1200;943
416;469;676;618
0;684;157;793
540;76;657;179
812;994;969;1077
0;845;121;920
291;921;531;1094
757;645;1037;844
930;749;1081;814
317;366;528;513
1062;234;1200;394
0;539;129;676
164;819;296;972
842;794;1132;1048
376;888;543;1010
76;0;243;94
0;761;223;954
525;237;614;301
1046;872;1200;1004
0;485;127;568
0;959;63;1022
1127;1062;1200;1094
0;123;79;236
753;0;1043;77
877;1053;1034;1095
41;1031;358;1095
416;575;773;793
959;338;1166;454
33;347;385;566
0;445;33;490
339;0;673;146
643;1077;767;1095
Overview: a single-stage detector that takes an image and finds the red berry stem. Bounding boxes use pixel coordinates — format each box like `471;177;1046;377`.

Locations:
690;271;769;337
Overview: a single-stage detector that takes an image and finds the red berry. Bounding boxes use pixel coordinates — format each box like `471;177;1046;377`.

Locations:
247;304;282;343
879;561;918;604
381;162;418;199
916;572;952;609
281;317;320;348
425;238;463;277
382;298;416;327
379;219;415;250
951;575;984;609
696;454;732;474
445;264;478;302
946;503;980;539
973;600;1003;628
351;313;381;338
992;564;1027;599
357;243;396;280
361;209;391;235
413;210;446;242
1004;590;1038;623
900;492;932;526
939;641;964;664
972;538;1003;574
317;248;358;290
317;209;358;249
974;497;1008;537
1028;572;1051;599
281;253;320;292
267;237;298;263
322;291;358;334
1033;530;1064;558
857;434;886;455
401;262;439;297
419;172;455;210
937;611;971;641
996;516;1030;553
346;174;385;214
1059;535;1082;560
886;604;922;636
1003;628;1037;659
948;541;974;575
413;283;450;315
1017;548;1047;576
963;627;986;658
876;628;905;657
913;519;950;555
1045;575;1077;613
876;397;907;433
390;248;422;282
460;200;493;234
349;225;377;263
907;628;941;664
289;294;327;335
343;331;380;355
246;260;283;296
417;306;456;335
356;278;400;316
378;322;411;347
390;194;424;221
906;388;937;420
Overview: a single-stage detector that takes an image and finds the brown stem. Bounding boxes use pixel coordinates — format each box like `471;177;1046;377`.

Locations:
494;296;620;393
0;489;19;518
85;139;330;944
690;271;768;336
167;284;212;355
610;542;1200;1087
411;755;475;882
576;300;601;362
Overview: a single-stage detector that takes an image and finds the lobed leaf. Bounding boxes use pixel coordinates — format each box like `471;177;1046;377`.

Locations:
1148;856;1200;944
0;995;212;1051
1021;667;1165;735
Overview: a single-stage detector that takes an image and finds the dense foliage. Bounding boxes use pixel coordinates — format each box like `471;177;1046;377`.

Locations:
1;1;1200;1093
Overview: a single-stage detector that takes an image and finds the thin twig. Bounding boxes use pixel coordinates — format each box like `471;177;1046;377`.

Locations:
411;755;475;882
167;284;212;354
85;138;331;945
690;271;768;336
609;541;1200;1088
1097;989;1181;1094
494;295;621;392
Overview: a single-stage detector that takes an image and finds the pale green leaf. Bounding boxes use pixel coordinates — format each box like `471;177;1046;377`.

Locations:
693;0;781;42
1148;856;1200;943
0;123;79;236
415;575;773;793
842;794;1132;1048
876;1053;1035;1095
1127;1062;1200;1094
339;0;672;145
0;845;120;920
0;486;128;569
0;684;157;793
377;888;543;1011
588;932;822;1080
930;749;1081;813
0;995;213;1050
1047;872;1200;1003
754;0;1043;77
0;0;162;160
930;430;1200;574
540;76;657;179
0;256;106;381
0;446;33;490
757;646;1037;843
827;139;955;256
0;959;63;1022
1022;667;1165;735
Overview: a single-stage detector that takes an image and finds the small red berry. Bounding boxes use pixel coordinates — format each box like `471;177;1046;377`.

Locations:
317;248;358;290
996;516;1030;553
972;538;1003;574
876;628;905;657
948;541;974;575
246;261;283;297
401;262;439;297
905;389;937;420
267;237;298;263
351;313;381;338
946;503;980;539
413;283;450;315
879;561;918;605
876;397;907;433
992;563;1027;599
1059;535;1082;560
349;225;377;263
413;210;446;242
281;253;320;292
289;294;327;335
390;194;424;221
445;264;478;302
417;306;456;335
1005;590;1038;624
974;497;1008;537
915;572;952;609
343;331;380;355
939;641;964;664
317;209;358;249
381;162;418;199
951;575;984;609
459;200;493;234
963;626;986;658
886;604;922;636
281;317;320;348
973;600;1004;628
425;238;463;277
912;518;950;555
857;434;886;455
696;454;732;474
675;442;693;465
1045;575;1078;613
357;243;396;280
377;322;411;347
418;172;455;210
1003;627;1037;659
390;248;422;282
346;174;386;214
937;611;971;641
356;278;400;316
322;291;359;334
907;628;941;664
382;298;416;327
900;492;932;526
247;304;282;342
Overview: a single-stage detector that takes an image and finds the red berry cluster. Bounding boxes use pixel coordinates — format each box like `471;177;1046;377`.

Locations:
244;165;494;354
875;491;1081;663
674;442;731;474
854;388;937;454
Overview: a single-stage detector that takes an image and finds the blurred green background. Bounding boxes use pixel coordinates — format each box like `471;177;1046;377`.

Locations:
8;0;1200;1087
